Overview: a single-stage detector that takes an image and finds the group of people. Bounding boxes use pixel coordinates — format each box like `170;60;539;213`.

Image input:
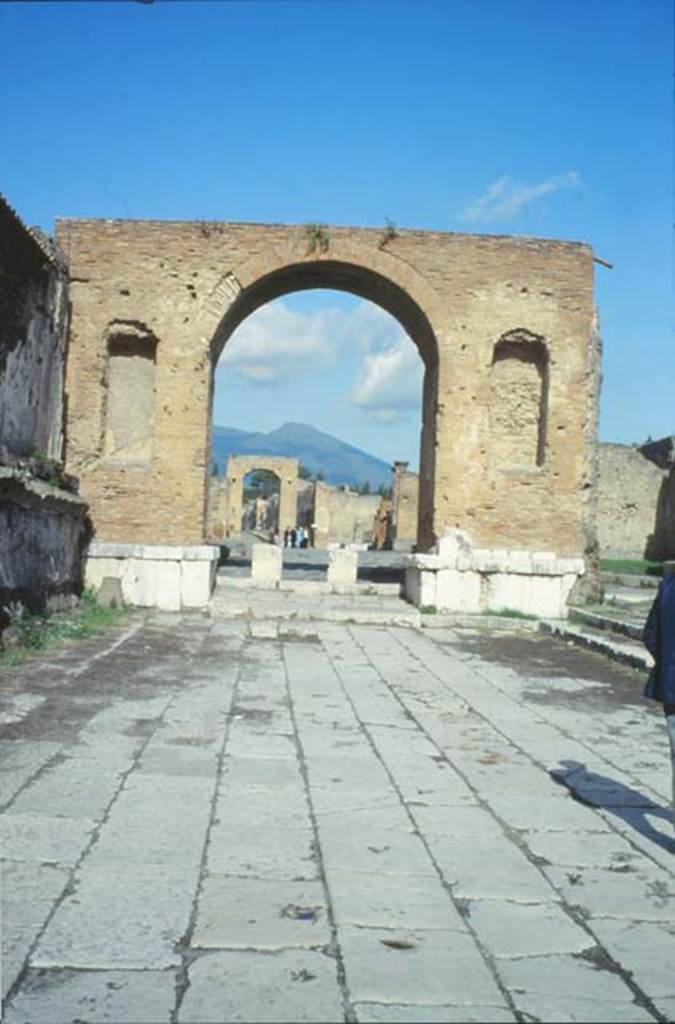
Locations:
283;526;311;549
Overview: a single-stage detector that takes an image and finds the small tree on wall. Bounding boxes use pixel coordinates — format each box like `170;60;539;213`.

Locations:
305;223;330;255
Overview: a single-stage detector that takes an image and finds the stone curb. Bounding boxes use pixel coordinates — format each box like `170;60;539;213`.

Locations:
569;607;643;641
88;542;219;561
208;603;421;628
539;620;653;671
600;571;659;590
421;613;540;631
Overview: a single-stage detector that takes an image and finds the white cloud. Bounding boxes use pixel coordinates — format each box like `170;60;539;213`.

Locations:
460;171;581;223
217;301;336;382
216;296;423;421
350;339;423;422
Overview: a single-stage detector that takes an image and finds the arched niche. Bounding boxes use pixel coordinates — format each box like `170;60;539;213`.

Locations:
490;328;549;470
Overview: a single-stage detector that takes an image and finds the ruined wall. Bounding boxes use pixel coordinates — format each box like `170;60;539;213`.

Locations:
312;483;381;547
58;218;597;557
0;471;88;614
0;196;68;461
597;443;667;560
391;461;419;548
649;468;675;560
0;197;89;617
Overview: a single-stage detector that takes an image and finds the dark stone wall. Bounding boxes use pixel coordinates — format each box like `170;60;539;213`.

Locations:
0;196;88;621
0;195;68;461
0;471;88;617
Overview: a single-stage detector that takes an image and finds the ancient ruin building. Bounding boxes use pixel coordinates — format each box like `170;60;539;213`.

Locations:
58;220;599;539
597;440;675;560
0;195;88;612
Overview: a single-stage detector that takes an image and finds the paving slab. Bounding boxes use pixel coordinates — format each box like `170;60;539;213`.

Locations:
192;875;330;949
338;925;503;1006
206;824;318;880
0;741;64;808
325;869;467;930
0;811;96;867
318;826;437;877
353;1003;516;1023
177;949;343;1023
543;864;675;922
587;918;675;998
31;865;197;970
521;828;643;869
466;900;594;957
1;859;69;1000
3;968;176;1024
495;953;656;1023
425;834;556;902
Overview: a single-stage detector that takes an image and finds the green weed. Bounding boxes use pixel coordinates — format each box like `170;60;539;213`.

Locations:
485;606;537;620
1;590;129;666
600;558;663;577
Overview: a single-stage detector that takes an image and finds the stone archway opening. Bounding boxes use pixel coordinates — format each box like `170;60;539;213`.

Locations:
208;258;438;552
241;468;281;535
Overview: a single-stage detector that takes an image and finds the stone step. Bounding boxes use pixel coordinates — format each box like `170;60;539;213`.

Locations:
569;606;644;641
600;571;659;590
601;586;655;608
209;589;420;627
540;620;653;672
214;578;402;597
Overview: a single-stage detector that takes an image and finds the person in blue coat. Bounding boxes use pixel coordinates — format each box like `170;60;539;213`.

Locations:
643;571;675;829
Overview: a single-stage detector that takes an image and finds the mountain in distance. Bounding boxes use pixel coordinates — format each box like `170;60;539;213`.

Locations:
212;422;394;490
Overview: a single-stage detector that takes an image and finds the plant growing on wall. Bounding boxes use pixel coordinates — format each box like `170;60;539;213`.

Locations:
379;217;398;249
305;223;330;255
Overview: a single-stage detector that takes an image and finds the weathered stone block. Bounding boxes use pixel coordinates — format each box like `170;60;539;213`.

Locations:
436;529;473;564
181;561;214;608
328;549;357;586
97;577;123;609
486;572;567;619
435;568;482;613
251;544;282;585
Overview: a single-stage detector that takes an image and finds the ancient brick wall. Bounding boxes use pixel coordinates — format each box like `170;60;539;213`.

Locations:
311;485;381;547
57;218;598;558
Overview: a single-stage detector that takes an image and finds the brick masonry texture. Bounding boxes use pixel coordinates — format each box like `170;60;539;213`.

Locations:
56;219;598;556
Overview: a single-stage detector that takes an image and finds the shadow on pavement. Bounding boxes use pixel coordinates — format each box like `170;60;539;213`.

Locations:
550;759;675;855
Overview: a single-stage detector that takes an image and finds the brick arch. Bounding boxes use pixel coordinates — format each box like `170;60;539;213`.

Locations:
202;239;443;549
198;236;445;369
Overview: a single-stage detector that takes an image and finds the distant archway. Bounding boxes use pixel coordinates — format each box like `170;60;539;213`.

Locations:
224;454;297;538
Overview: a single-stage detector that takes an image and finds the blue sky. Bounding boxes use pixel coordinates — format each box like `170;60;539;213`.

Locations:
1;0;672;468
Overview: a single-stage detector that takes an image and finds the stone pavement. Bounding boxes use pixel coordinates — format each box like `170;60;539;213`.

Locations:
1;603;674;1023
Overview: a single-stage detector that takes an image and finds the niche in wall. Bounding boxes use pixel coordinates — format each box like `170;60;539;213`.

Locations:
104;325;157;462
490;329;549;470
